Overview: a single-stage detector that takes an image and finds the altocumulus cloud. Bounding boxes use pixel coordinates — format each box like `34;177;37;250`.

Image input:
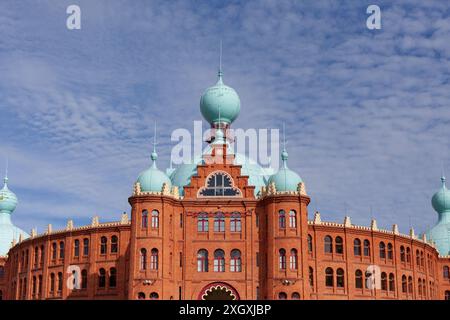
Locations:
0;0;449;234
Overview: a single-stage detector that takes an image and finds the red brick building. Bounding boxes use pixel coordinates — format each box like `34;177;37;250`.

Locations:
0;70;450;300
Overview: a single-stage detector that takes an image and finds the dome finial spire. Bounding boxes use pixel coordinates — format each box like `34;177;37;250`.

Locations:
441;175;446;188
217;40;224;85
281;123;288;168
151;121;158;168
3;158;8;187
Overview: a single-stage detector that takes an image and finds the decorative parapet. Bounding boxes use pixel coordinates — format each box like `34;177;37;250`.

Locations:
46;224;52;234
371;219;378;231
18;234;23;243
298;182;307;196
422;233;427;242
162;182;171;196
66;220;74;231
132;182;182;200
344;216;351;227
30;228;37;238
92;216;99;227
313;212;321;225
393;224;399;235
410;227;416;239
121;212;129;224
267;182;277;195
172;186;180;199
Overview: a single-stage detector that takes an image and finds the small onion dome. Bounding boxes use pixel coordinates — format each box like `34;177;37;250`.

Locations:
136;150;171;192
200;71;240;125
432;176;450;214
0;176;18;214
267;149;302;192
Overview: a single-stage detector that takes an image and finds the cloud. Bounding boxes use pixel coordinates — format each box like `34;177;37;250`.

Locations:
0;0;449;236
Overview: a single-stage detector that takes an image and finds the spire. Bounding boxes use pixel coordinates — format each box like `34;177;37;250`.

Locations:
217;40;224;85
2;158;8;189
281;123;288;168
151;121;158;168
441;175;446;189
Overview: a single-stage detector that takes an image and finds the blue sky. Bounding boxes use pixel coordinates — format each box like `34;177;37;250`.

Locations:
0;0;449;235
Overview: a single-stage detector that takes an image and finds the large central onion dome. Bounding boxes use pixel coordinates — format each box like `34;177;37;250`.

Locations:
200;71;240;125
426;176;450;256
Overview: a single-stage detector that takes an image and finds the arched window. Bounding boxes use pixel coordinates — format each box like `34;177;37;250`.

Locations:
402;275;407;293
51;242;57;260
0;266;4;278
83;238;89;256
324;236;333;253
325;267;334;287
140;249;147;270
363;239;371;256
309;267;314;288
230;213;241;232
420;251;424;267
150;249;159;270
336;268;345;288
197;249;208;272
150;292;159;300
197;213;209;232
40;245;44;266
379;242;386;259
406;247;411;263
214;249;225;272
109;268;117;288
214;212;225;232
389;273;395;291
279;249;286;270
335;237;344;254
50;273;55;293
387;243;393;260
230;249;242;272
141;210;148;228
289;210;297;228
445;291;450;300
198;171;241;196
355;270;363;289
57;272;63;292
380;272;387;291
307;235;313;253
416;250;420;266
354;239;361;256
100;237;107;255
400;246;405;262
98;269;106;288
151;210;159;228
59;242;65;259
278;292;287;300
32;276;36;296
74;240;80;258
408;276;413;293
81;269;88;289
289;249;298;270
278;210;286;229
111;236;118;253
137;292;146;300
291;292;300;300
418;278;422;296
443;266;450;279
38;275;42;296
34;246;39;267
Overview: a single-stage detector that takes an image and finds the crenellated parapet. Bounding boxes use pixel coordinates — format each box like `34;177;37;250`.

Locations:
132;182;183;200
258;182;308;199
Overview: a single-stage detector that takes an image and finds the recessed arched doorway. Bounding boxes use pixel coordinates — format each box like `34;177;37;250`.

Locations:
198;282;240;300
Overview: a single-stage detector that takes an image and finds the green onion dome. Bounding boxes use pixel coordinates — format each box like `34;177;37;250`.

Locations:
426;176;450;256
267;149;302;192
0;175;28;256
200;71;240;125
136;150;171;192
